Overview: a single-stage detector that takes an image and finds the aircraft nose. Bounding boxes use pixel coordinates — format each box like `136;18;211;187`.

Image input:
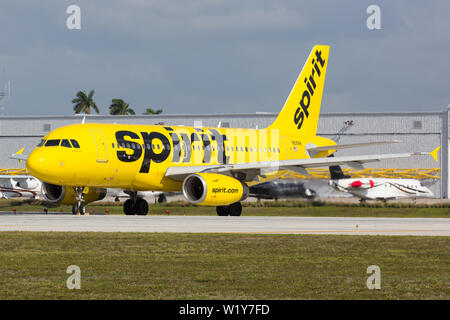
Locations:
26;149;48;179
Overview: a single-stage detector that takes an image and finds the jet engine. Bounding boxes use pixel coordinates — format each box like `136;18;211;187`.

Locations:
41;182;106;205
182;173;248;206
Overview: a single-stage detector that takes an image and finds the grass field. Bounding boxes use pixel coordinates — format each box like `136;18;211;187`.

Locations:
1;199;449;217
0;232;448;299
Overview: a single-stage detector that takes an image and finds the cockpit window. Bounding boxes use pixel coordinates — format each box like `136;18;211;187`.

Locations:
61;139;72;148
37;139;46;147
45;139;61;147
70;139;80;148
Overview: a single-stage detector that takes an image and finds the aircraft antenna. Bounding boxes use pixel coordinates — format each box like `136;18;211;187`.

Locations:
334;120;354;143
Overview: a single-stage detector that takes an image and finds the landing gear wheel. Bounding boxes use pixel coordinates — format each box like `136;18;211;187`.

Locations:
135;198;149;216
72;203;86;215
216;206;231;216
72;203;78;215
229;202;242;216
124;199;135;215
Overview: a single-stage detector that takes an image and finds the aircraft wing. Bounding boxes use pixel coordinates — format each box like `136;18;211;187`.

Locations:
306;140;400;153
165;150;433;181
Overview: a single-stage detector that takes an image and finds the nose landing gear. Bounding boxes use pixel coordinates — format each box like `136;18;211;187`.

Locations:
72;187;86;215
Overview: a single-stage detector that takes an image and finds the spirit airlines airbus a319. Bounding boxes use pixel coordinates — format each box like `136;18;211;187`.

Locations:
16;45;439;215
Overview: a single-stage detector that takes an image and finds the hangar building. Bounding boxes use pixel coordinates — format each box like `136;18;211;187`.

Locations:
0;108;448;198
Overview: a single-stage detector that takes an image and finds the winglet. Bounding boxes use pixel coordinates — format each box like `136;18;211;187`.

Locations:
430;146;440;162
16;148;24;163
9;148;28;163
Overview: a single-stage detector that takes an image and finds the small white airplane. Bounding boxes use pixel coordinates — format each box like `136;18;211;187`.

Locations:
0;175;42;199
329;178;434;201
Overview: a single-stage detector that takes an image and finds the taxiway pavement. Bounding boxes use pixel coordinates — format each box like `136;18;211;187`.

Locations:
0;213;449;236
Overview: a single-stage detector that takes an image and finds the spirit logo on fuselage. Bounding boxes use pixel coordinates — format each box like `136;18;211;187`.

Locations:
294;49;326;130
115;127;229;173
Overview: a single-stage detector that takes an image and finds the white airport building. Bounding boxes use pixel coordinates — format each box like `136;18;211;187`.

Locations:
0;108;448;198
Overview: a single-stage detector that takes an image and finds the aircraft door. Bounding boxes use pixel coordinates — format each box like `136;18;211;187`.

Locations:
90;129;108;163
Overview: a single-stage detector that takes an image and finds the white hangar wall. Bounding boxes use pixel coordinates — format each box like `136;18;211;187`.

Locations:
0;108;448;198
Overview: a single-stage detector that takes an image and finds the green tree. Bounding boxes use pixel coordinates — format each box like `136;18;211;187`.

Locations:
143;107;162;115
72;90;99;114
109;99;135;115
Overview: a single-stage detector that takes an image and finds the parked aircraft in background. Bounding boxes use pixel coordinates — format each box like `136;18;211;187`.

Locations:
249;180;316;200
0;175;41;199
329;178;434;201
11;45;439;216
0;173;163;212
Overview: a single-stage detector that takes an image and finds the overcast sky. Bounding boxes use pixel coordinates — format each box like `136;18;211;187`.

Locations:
0;0;449;116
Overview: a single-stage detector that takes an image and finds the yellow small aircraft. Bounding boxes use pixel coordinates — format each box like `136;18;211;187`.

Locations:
15;45;437;215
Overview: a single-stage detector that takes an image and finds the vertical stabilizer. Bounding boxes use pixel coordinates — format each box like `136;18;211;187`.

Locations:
268;45;330;140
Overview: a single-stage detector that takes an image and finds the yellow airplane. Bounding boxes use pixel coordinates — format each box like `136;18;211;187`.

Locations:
15;45;437;215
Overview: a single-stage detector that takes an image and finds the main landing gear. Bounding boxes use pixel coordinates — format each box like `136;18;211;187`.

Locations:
123;191;149;215
72;187;86;215
216;202;242;216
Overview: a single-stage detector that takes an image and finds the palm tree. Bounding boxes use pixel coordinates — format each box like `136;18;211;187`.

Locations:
109;99;135;115
72;90;99;114
143;107;162;115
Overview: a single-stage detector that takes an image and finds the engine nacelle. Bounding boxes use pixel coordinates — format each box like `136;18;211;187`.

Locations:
182;173;248;206
41;182;106;205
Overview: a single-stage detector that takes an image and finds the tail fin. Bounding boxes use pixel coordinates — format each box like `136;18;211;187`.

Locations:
329;165;351;180
268;45;330;139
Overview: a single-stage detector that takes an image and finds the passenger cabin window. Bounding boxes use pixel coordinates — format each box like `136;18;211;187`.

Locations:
45;139;60;147
70;140;81;148
61;139;72;148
